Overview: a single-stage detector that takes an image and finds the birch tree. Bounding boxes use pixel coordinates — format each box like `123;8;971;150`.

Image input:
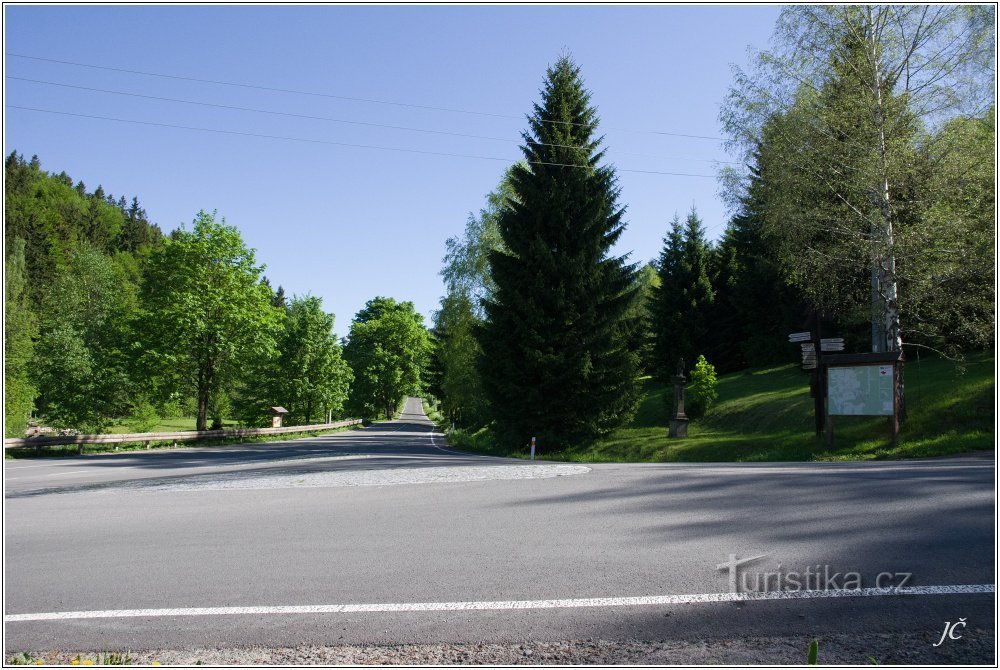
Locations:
721;5;995;355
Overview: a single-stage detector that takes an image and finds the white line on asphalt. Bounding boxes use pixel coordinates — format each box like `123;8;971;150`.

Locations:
428;429;471;457
6;584;994;622
4;469;94;481
4;462;86;470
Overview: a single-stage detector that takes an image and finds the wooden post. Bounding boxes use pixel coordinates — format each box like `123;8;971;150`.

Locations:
889;361;903;446
810;311;826;437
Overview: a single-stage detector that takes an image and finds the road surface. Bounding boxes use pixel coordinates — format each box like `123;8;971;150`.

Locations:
4;398;995;659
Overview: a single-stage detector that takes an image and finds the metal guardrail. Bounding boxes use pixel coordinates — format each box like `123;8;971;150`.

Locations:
3;419;363;452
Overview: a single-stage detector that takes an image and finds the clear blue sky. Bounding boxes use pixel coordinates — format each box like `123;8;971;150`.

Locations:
5;4;781;328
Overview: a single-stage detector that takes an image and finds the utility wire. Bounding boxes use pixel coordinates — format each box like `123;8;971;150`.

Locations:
7;53;726;141
8;76;738;165
8;105;718;178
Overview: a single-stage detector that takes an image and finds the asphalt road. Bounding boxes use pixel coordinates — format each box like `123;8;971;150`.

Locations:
4;397;995;655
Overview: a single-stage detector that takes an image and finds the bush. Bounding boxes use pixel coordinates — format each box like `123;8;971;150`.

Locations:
157;396;184;420
687;355;718;420
126;398;160;433
209;390;231;430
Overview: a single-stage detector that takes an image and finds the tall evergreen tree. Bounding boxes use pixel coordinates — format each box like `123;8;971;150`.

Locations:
649;215;685;379
679;208;715;358
478;56;640;448
650;208;714;378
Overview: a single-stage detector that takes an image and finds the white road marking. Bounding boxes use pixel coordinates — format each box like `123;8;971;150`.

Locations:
428;429;476;457
6;584;994;623
4;469;92;481
4;455;374;486
4;462;87;470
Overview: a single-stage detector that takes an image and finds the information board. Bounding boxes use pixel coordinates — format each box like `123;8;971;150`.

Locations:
827;365;894;416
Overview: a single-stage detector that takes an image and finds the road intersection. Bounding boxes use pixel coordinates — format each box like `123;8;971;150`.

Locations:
4;397;994;656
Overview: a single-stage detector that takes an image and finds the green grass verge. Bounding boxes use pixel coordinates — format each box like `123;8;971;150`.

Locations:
4;424;364;459
104;416;240;434
421;397;448;428
446;351;994;463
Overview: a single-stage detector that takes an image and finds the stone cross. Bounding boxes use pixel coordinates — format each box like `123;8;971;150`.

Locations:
669;358;689;438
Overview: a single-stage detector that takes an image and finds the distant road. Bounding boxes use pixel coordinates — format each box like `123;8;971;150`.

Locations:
4;397;995;654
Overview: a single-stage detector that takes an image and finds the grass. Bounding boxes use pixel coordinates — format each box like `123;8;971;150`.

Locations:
104;416;240;434
40;414;342;436
448;351;994;463
421;397;447;427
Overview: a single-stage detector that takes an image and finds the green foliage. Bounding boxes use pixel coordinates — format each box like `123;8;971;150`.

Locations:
441;166;514;311
627;262;660;375
720;6;996;357
904;111;996;351
650;209;714;380
238;296;352;426
141;210;282;431
433;169;515;429
4;238;37;436
807;639;819;665
4;152;162;306
280;296;352;424
344;297;430;420
478;56;641;448
4;152;166;434
6;652;38;665
126;397;160;433
433;292;488;428
66;652;135;666
687;355;719;420
707;177;808;373
33;244;139;433
96;651;134;665
209;389;231;429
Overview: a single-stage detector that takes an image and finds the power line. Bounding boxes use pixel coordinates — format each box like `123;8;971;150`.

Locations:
8;76;739;165
7;52;727;141
8;105;719;178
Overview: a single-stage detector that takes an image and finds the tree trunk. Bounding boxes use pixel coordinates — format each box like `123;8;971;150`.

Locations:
197;388;209;432
197;354;215;432
867;7;905;419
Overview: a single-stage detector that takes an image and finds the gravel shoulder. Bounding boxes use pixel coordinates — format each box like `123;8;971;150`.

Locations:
18;630;995;666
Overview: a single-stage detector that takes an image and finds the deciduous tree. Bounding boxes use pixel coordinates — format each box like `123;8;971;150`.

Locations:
344;297;429;420
142;210;281;431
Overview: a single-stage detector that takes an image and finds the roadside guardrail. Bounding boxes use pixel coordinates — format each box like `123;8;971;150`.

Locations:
3;419;363;454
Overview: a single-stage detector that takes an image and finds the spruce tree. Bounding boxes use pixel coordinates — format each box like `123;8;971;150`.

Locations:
680;207;715;358
650;208;714;377
649;215;685;379
478;56;640;449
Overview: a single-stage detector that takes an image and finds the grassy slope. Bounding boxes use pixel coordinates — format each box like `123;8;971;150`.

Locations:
472;351;995;463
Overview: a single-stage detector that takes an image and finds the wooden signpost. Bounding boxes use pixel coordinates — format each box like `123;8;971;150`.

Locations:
790;316;904;444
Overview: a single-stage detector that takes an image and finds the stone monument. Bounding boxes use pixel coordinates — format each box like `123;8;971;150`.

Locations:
669;358;689;438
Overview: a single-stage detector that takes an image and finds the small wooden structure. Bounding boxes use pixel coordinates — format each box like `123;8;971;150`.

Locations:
270;406;289;428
